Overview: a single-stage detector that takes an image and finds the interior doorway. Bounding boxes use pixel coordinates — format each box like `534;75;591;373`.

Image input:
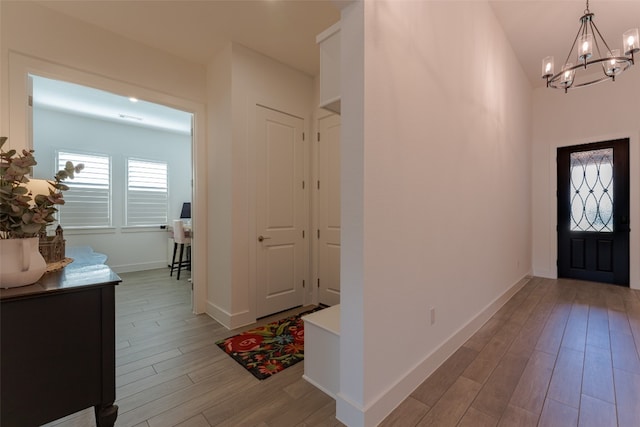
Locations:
557;138;630;285
30;74;196;292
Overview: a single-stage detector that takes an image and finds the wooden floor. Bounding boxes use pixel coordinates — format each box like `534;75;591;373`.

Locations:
44;272;640;426
381;276;640;427
45;268;341;427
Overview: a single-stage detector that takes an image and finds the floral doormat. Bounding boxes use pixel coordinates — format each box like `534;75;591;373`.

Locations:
215;306;324;380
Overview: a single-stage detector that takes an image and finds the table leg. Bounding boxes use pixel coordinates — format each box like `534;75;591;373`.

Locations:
95;404;118;427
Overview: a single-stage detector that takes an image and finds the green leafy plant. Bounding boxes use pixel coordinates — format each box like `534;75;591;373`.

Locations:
0;136;83;239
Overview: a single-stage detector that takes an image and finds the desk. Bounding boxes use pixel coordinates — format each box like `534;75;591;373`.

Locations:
0;262;121;427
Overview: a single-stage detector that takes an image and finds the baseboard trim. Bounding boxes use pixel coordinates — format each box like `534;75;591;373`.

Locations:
336;275;532;427
111;261;168;274
303;375;337;400
205;301;254;330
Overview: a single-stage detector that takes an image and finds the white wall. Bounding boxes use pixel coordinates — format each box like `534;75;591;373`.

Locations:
206;43;315;328
1;1;209;312
32;107;192;272
207;44;234;325
1;1;205;146
338;1;532;425
1;2;205;106
532;71;640;289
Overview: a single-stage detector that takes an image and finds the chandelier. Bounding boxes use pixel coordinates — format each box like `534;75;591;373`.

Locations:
541;0;639;92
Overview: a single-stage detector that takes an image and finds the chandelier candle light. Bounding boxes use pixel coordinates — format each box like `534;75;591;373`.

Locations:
541;0;639;92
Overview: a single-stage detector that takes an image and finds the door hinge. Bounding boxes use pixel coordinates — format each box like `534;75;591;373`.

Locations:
317;229;320;239
303;279;306;288
302;230;305;239
302;132;305;141
317;132;320;142
302;180;305;189
28;95;33;107
317;278;320;288
317;180;320;190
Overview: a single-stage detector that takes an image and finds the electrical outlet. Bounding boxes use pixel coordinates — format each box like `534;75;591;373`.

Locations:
430;307;436;325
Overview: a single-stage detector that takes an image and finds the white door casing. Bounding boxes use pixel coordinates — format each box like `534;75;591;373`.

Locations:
255;105;306;318
317;114;341;306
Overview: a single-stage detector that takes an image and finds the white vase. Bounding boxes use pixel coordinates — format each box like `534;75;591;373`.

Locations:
0;237;47;288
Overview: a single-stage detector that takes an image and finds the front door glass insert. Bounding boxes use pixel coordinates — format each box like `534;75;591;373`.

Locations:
570;148;614;232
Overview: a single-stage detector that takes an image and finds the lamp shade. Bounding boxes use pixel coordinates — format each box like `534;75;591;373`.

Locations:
542;56;555;78
578;34;593;62
623;28;640;55
559;63;575;88
23;179;52;207
605;50;622;76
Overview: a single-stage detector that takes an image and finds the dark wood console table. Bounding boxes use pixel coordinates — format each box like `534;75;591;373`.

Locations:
1;262;121;427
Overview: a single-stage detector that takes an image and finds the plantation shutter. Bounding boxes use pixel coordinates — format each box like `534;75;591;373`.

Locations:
56;151;111;227
126;159;168;226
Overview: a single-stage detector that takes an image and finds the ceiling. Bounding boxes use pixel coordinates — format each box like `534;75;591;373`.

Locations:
32;75;194;134
31;0;341;130
27;0;640;128
35;0;342;77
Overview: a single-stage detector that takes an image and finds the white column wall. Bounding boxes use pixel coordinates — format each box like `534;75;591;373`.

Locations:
532;73;640;289
338;1;533;425
206;45;235;326
338;1;366;422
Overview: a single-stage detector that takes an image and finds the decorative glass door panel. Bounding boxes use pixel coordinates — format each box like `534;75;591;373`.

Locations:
569;148;613;232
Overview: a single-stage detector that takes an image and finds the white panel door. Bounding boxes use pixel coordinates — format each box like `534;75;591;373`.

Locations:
318;114;341;306
256;106;306;318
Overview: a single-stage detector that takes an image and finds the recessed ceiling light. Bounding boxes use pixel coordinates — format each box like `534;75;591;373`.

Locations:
129;97;139;103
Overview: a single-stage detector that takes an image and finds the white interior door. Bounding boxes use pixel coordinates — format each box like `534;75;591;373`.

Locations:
317;114;341;306
256;106;306;318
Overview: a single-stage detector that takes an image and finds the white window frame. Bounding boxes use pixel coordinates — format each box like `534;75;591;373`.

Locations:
56;150;112;228
126;158;169;227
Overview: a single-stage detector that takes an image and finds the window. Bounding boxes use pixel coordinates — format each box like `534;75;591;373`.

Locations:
570;148;614;232
56;151;111;227
126;159;168;226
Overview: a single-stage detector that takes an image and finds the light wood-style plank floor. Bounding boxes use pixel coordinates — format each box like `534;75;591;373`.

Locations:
43;272;640;426
381;276;640;427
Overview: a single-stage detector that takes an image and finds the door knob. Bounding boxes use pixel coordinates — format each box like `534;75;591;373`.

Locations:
258;235;271;242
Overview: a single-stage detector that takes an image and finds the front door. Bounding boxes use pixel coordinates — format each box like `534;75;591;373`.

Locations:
256;106;306;317
557;138;630;285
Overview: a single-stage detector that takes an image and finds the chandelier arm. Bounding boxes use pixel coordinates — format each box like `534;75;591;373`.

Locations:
564;20;585;67
547;56;633;90
589;21;607;74
590;19;614;54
